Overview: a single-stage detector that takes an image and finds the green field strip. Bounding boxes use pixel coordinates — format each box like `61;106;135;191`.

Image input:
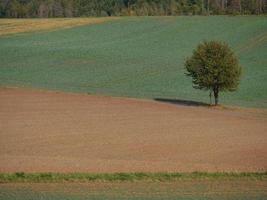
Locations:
0;172;267;183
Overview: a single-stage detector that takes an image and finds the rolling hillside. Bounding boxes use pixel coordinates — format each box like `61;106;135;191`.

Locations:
0;16;266;107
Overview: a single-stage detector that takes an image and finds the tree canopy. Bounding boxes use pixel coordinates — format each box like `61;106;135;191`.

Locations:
185;41;242;105
0;0;266;18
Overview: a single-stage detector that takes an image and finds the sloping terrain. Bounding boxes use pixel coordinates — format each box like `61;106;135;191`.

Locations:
0;17;118;36
0;16;266;108
0;87;266;173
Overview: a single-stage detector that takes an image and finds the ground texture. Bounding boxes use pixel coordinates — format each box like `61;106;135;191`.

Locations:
1;180;267;200
0;87;267;173
1;16;266;108
0;18;118;36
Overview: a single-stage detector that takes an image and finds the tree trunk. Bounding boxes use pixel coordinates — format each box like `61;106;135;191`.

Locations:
128;2;130;15
202;0;205;14
257;0;263;14
239;0;242;13
213;87;219;106
209;90;212;105
207;0;210;15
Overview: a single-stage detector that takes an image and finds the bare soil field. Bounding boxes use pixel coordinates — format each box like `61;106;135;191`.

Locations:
0;87;267;173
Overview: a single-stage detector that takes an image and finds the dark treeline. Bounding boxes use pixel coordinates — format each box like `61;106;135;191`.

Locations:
0;0;266;18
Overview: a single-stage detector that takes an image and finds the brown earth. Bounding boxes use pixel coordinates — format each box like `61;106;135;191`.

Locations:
0;87;267;173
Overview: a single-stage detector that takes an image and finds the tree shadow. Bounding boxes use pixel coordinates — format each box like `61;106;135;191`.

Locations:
154;98;210;107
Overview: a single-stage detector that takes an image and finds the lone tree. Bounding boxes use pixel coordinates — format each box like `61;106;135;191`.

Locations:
185;41;241;105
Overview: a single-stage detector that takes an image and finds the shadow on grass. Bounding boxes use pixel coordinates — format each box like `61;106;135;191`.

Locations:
154;98;210;107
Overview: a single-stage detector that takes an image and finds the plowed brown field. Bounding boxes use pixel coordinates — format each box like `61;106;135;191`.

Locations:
0;87;267;172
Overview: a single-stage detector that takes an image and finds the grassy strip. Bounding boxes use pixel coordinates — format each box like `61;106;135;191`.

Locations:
0;172;266;183
0;17;119;36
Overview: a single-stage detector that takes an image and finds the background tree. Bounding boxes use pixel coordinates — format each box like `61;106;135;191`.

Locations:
0;0;266;17
0;1;5;17
185;41;241;105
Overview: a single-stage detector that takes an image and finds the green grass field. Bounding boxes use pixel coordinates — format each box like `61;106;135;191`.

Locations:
0;16;267;107
1;180;267;200
1;173;266;200
0;173;266;199
0;172;267;200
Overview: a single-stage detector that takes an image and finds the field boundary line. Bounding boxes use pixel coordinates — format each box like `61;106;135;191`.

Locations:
0;172;266;183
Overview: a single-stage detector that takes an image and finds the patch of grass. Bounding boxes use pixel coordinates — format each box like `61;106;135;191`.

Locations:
0;172;266;183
